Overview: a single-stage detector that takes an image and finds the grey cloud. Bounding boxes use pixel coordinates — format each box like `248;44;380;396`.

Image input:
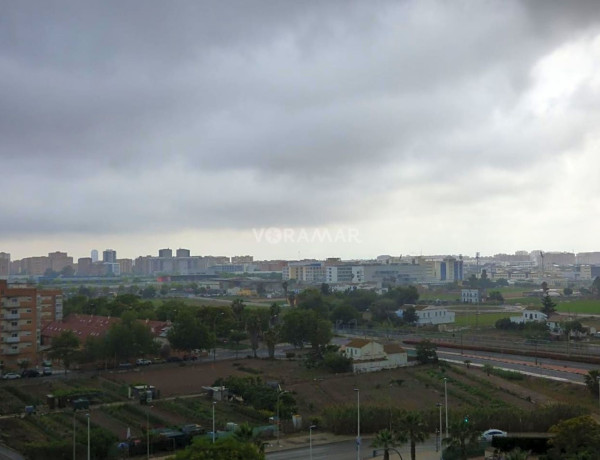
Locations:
1;1;600;241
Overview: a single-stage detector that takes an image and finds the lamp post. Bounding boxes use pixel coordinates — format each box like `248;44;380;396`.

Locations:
309;425;316;460
597;376;600;417
444;377;448;439
354;388;360;460
73;410;76;460
86;413;90;460
212;401;217;443
276;390;289;446
436;403;442;452
146;406;150;460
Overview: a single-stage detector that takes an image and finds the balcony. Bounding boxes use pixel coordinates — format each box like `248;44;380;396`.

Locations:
1;325;20;332
2;348;19;355
3;336;20;344
3;314;20;320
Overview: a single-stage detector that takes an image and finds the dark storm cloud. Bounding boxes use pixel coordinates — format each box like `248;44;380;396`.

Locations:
1;0;600;238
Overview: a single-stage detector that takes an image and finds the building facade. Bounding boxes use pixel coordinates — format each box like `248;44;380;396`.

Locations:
0;280;62;368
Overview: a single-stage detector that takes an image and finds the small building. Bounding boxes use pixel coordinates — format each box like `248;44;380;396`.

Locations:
461;289;482;304
510;309;547;324
396;305;455;326
341;339;408;374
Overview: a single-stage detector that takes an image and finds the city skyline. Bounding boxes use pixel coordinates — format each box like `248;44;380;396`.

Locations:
3;246;600;264
3;2;600;260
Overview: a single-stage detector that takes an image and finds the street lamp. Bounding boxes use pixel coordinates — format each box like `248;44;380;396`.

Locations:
444;377;448;439
276;390;289;446
73;410;76;460
146;406;150;460
86;413;90;460
212;401;217;443
597;376;600;416
309;425;316;460
354;388;360;460
436;403;443;452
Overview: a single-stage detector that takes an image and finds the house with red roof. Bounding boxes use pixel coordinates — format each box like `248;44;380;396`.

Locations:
41;313;170;347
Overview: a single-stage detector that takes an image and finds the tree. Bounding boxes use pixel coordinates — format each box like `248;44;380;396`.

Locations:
167;311;212;354
282;281;288;300
48;331;80;373
402;306;418;325
297;289;329;318
231;299;245;326
309;317;333;354
546;415;600;459
141;285;156;299
246;313;262;358
592;276;600;298
330;304;359;325
540;294;557;316
234;423;265;452
322;351;352;373
487;291;504;303
269;302;281;326
371;429;402;460
262;326;280;359
174;436;265;460
396;411;428;460
415;340;438;364
229;330;247;359
583;369;600;396
443;418;480;460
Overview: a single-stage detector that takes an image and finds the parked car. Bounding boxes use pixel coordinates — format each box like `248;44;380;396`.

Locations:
21;369;40;378
136;359;152;366
43;367;53;376
2;372;21;380
118;362;133;370
481;429;508;442
166;356;182;363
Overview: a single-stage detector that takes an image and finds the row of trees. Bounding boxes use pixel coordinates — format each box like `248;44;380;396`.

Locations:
48;311;159;371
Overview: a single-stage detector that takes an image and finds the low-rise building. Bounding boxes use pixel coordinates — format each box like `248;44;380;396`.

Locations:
395;305;455;326
342;339;408;373
510;309;547;324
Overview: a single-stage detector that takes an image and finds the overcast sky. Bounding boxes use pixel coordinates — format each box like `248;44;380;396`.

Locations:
2;1;600;261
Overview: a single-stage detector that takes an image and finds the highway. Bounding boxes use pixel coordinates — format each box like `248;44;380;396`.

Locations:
267;437;441;460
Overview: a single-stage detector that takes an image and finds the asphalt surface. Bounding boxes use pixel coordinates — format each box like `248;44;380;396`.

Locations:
266;436;442;460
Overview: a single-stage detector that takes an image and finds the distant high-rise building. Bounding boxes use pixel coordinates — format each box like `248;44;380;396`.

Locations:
48;251;73;273
158;248;173;258
232;255;253;264
0;252;9;277
103;249;117;263
91;249;99;262
117;258;133;274
176;248;190;258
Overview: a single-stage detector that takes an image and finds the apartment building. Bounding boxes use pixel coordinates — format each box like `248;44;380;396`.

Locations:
0;280;62;368
0;253;9;278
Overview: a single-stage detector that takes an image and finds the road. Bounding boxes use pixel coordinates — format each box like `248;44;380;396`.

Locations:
0;445;24;460
267;437;441;460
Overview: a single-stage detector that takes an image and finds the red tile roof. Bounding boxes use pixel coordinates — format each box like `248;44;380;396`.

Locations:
41;313;169;342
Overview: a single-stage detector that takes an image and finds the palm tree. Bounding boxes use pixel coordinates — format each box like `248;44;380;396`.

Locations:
443;419;480;460
371;429;402;460
234;422;265;452
396;411;428;460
